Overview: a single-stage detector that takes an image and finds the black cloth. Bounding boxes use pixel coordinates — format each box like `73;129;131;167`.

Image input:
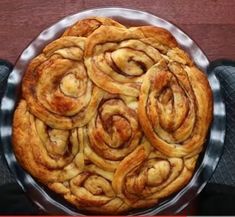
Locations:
0;183;38;215
197;183;235;215
0;183;235;215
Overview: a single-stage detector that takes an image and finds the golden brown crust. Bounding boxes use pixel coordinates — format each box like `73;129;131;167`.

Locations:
13;100;63;183
22;36;104;129
138;59;213;157
136;26;178;50
112;142;195;208
12;16;213;214
84;25;178;97
63;17;125;37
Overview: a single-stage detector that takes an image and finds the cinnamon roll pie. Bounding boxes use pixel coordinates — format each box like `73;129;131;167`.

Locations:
13;17;213;214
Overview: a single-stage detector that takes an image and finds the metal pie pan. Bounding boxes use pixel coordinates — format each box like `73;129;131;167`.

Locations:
0;7;226;215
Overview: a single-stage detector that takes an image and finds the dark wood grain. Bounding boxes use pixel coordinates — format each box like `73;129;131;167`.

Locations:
0;0;234;63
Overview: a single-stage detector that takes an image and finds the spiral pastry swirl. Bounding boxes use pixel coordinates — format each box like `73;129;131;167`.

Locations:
23;36;104;129
64;171;128;214
138;58;213;157
112;143;197;209
12;17;213;214
85;95;142;171
85;25;177;96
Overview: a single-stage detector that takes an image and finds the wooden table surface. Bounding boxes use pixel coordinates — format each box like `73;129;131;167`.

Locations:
0;0;235;64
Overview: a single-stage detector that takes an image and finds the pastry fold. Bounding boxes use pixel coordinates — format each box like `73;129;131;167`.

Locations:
22;36;104;129
84;25;177;96
138;58;213;157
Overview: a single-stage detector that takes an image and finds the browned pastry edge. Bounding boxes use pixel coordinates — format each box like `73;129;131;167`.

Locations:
13;100;60;183
133;26;178;50
63;16;125;37
85;25;178;57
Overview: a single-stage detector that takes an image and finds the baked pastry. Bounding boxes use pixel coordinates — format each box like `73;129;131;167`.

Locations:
138;59;213;157
22;36;104;129
84;25;177;96
63;16;125;37
12;17;213;214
